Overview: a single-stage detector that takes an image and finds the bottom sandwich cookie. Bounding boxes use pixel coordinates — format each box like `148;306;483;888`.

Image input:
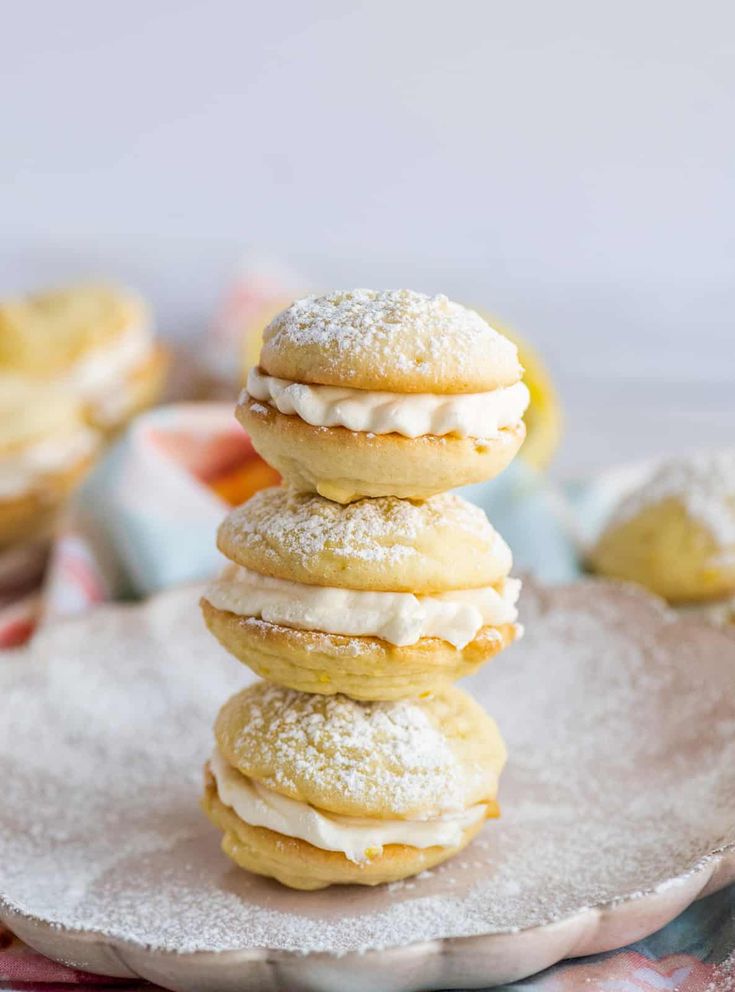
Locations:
203;682;506;889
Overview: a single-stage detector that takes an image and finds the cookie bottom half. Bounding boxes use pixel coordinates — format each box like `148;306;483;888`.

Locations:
202;599;517;701
237;398;525;503
202;781;487;890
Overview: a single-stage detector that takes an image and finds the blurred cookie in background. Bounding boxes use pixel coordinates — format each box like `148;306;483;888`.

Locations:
589;450;735;620
0;283;167;433
0;375;98;547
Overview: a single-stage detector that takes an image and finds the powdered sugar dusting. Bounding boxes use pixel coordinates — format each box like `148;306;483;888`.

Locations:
1;581;734;957
218;682;486;816
220;486;501;569
260;289;521;389
609;450;735;549
708;952;735;991
267;290;499;368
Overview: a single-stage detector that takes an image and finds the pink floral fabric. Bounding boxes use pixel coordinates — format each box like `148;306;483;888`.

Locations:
542;951;720;990
0;923;148;989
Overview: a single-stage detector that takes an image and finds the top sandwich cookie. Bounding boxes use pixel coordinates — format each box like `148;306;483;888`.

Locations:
0;283;167;432
238;289;529;502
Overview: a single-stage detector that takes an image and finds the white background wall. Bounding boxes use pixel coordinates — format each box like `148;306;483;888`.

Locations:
3;0;733;473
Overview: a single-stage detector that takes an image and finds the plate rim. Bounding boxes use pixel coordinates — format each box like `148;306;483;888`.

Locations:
2;839;734;977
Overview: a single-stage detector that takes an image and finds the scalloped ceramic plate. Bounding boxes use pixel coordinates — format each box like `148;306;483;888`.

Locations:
1;580;735;991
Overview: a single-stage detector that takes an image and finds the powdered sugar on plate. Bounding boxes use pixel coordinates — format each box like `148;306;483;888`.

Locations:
1;581;734;958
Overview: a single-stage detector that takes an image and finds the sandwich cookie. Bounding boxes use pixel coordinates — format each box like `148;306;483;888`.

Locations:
0;376;98;546
202;682;507;889
0;283;167;432
202;486;521;700
237;289;529;502
590;450;735;604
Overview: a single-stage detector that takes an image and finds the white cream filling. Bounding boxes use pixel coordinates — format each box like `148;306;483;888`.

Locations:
210;749;486;863
0;428;97;498
245;367;529;439
62;322;154;414
204;564;520;648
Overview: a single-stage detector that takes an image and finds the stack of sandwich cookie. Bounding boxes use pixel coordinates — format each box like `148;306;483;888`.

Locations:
201;289;528;889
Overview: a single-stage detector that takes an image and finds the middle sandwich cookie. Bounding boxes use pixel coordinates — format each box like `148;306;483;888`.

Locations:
202;485;521;700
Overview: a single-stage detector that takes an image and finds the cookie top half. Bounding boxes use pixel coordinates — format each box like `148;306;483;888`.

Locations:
215;682;506;819
259;289;522;394
217;486;512;593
